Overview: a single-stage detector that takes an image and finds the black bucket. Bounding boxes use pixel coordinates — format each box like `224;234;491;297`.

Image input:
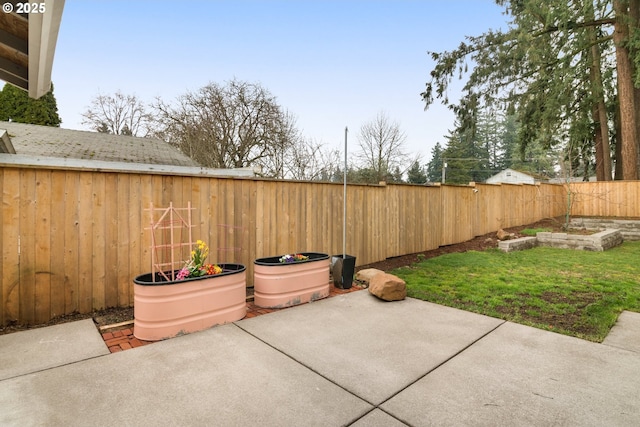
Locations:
331;254;356;289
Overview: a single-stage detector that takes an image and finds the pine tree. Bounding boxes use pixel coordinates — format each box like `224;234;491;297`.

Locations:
389;166;404;183
497;115;519;171
0;83;61;126
0;84;27;121
442;121;492;184
407;160;427;184
423;0;637;180
442;129;475;184
426;142;444;183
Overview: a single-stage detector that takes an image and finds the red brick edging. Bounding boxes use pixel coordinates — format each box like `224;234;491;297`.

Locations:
102;285;363;353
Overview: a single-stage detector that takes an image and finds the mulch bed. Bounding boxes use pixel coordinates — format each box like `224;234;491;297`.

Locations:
357;216;567;272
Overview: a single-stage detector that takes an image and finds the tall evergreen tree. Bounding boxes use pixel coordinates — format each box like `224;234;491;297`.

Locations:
426;142;444;182
0;83;61;126
496;114;519;171
0;84;27;121
407;160;428;184
389;166;404;183
475;110;505;176
442;138;473;184
423;0;637;180
440;119;493;184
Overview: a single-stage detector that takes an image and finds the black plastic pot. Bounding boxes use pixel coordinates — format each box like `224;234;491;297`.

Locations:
134;264;245;285
254;252;329;266
331;254;356;289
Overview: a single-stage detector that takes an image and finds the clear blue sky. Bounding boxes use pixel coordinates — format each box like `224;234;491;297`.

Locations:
39;1;509;162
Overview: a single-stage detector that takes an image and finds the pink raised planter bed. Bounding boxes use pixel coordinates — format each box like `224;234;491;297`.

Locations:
253;252;330;308
133;264;246;341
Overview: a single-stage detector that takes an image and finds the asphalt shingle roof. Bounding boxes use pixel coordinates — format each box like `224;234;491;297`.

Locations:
0;121;199;167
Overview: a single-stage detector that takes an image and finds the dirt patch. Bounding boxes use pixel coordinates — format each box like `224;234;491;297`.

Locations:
357;216;568;272
563;228;599;235
0;306;135;336
493;291;601;337
0;216;572;336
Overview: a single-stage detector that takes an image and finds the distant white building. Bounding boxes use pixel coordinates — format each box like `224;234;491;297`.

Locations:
486;168;536;185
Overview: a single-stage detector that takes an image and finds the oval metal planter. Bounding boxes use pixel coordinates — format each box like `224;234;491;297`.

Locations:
253;252;330;308
133;264;247;341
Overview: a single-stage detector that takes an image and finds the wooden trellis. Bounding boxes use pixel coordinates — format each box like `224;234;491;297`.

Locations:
146;202;195;282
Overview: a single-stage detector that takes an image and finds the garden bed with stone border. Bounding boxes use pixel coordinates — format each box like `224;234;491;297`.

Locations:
499;229;623;252
569;218;640;241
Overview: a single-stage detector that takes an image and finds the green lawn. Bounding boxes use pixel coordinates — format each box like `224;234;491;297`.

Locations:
391;242;640;342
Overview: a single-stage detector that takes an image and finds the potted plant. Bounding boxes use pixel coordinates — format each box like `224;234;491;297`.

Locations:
253;252;330;308
133;240;246;341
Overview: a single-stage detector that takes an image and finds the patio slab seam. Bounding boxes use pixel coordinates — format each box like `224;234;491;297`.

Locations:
235;302;509;426
0;353;111;383
234;320;375;407
348;407;410;426
373;319;508;409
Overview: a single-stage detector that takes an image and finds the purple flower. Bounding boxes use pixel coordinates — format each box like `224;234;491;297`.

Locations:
279;253;309;263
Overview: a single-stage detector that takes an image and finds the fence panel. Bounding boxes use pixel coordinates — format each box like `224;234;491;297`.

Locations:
440;185;475;246
570;181;640;217
2;169;20;325
0;164;574;325
472;183;502;236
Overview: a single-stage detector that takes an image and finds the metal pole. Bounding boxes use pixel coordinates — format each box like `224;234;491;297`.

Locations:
343;126;348;259
442;161;447;184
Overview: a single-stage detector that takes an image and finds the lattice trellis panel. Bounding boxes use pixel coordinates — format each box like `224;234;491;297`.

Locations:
146;202;195;282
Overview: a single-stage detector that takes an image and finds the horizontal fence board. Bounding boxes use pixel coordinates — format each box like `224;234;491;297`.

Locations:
1;164;578;325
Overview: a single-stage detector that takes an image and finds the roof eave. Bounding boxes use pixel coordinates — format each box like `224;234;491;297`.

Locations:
27;0;65;98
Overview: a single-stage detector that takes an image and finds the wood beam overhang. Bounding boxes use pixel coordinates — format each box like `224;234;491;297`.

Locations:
0;0;65;98
0;7;29;90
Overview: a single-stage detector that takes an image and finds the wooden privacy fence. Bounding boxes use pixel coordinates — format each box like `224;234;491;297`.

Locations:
569;181;640;217
1;164;569;325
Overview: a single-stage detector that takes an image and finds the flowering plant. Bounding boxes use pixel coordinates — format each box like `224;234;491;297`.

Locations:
279;253;309;263
176;240;223;280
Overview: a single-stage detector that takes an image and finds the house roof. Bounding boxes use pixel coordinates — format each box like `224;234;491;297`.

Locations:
486;168;549;183
0;121;200;167
0;0;65;98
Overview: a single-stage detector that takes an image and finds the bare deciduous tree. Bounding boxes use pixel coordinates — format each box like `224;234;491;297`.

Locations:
285;138;343;181
82;91;152;137
357;111;409;183
254;111;302;178
153;79;298;172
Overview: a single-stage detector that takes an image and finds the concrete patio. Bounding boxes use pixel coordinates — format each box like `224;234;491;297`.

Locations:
1;291;638;426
